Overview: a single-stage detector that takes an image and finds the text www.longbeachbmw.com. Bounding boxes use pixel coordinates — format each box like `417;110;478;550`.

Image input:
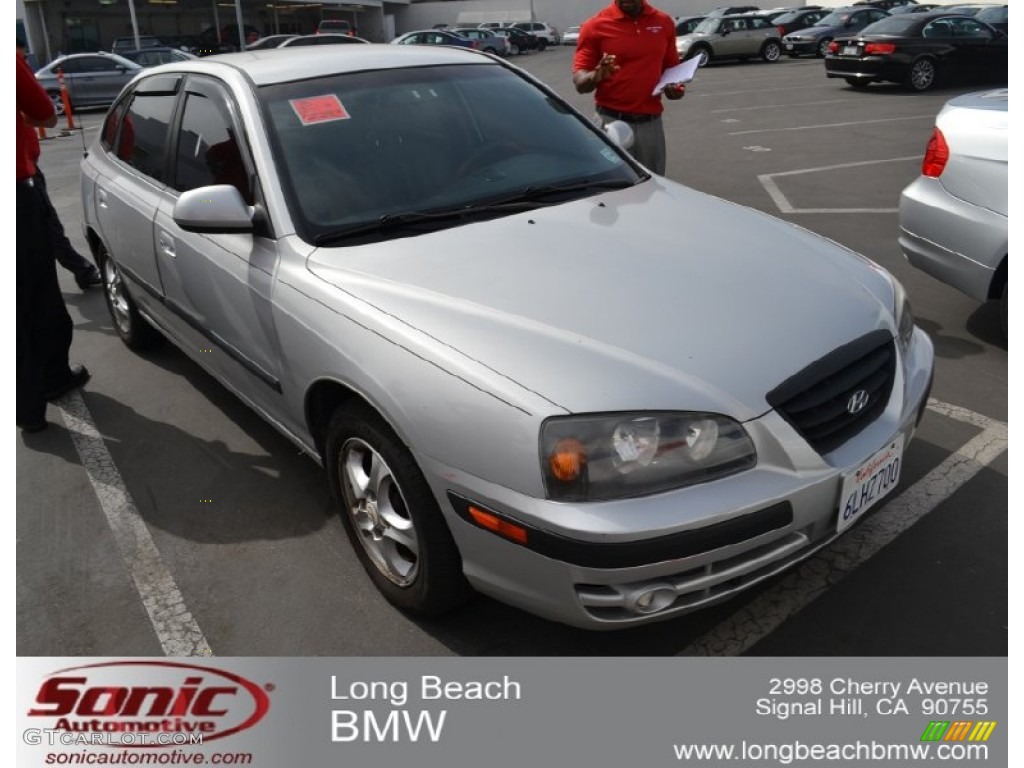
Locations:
673;741;989;763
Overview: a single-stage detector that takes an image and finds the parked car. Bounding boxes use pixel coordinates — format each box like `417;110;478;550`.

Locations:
453;28;511;55
706;6;762;16
34;52;141;115
317;19;355;36
824;12;1007;91
111;35;167;54
783;5;888;57
119;48;197;67
900;88;1007;334
247;35;299;51
561;25;582;45
79;45;933;629
852;0;918;9
677;13;784;66
391;30;478;49
975;4;1007;32
279;34;370;47
513;21;559;48
771;7;831;37
492;27;540;54
889;3;941;13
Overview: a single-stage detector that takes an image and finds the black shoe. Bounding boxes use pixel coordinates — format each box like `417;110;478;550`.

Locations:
43;365;91;401
18;420;48;433
76;266;102;289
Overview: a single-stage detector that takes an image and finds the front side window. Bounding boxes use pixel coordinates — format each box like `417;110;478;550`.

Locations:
173;86;252;204
260;63;641;245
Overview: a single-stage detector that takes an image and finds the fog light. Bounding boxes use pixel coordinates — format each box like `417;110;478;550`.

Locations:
627;584;676;615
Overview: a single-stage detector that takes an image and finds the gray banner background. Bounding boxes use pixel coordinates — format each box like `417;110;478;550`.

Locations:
18;657;1007;766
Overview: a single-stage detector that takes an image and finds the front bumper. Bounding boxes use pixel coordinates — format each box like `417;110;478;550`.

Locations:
899;176;1007;303
422;328;935;629
783;38;822;55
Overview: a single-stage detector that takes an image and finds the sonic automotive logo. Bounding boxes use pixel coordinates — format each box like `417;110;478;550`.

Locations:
27;661;271;747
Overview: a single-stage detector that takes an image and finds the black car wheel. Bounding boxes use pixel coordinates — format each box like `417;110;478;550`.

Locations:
761;40;782;62
98;244;162;350
906;57;936;92
325;403;470;616
816;38;832;58
47;90;66;117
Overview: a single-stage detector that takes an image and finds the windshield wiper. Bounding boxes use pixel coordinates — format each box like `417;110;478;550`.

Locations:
312;179;637;246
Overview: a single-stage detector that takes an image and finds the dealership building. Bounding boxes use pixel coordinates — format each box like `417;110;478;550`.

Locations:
17;0;955;67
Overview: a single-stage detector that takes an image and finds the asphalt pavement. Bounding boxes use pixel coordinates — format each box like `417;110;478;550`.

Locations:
16;48;1007;657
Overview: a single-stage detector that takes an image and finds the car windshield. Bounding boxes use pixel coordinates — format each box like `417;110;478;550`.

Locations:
817;11;853;26
694;18;723;33
260;63;641;245
859;16;918;35
976;6;1007;23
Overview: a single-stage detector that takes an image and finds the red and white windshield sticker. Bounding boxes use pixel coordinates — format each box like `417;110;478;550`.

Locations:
290;94;351;125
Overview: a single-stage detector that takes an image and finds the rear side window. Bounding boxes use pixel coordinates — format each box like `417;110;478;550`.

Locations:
118;75;180;182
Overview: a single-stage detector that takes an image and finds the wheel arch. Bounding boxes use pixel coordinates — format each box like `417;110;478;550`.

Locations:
988;254;1008;301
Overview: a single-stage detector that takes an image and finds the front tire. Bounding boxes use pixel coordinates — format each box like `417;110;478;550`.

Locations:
325;403;470;616
761;40;782;62
906;57;936;92
99;245;162;350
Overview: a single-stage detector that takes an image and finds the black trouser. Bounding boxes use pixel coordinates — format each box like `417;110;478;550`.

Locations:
17;178;73;425
34;168;97;280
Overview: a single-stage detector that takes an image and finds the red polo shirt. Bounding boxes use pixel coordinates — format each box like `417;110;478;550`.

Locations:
573;1;680;116
17;53;54;180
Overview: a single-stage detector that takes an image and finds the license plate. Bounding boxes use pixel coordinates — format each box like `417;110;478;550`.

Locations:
785;43;793;49
837;435;904;533
842;46;859;56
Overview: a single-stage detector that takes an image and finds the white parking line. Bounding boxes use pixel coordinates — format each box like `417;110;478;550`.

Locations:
712;99;852;113
678;399;1008;656
729;114;935;136
759;156;921;214
56;391;213;657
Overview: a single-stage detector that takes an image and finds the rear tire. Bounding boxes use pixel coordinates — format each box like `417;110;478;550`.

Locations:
325;403;470;616
816;38;832;58
98;244;162;350
905;57;936;92
690;47;710;67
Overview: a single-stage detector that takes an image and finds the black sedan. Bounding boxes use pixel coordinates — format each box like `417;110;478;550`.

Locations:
824;12;1007;91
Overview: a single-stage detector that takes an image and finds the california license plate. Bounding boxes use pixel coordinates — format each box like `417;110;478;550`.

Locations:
837;435;904;533
842;45;859;56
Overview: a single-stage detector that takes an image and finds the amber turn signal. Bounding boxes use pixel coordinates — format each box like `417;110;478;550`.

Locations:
549;438;587;482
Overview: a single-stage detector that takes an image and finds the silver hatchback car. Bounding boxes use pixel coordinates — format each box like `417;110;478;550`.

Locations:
81;46;933;629
899;88;1008;335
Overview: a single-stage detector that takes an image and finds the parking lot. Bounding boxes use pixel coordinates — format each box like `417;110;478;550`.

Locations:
17;47;1006;657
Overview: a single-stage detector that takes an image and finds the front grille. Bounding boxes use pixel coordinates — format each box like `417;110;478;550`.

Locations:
766;330;896;455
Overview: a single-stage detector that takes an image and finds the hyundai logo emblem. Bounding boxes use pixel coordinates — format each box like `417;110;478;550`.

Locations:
847;390;870;414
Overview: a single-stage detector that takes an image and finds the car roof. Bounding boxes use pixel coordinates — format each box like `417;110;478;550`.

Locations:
141;45;491;86
43;51;140;67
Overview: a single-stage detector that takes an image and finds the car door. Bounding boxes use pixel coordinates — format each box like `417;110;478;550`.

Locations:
948;17;1007;78
78;55;133;106
153;74;284;405
92;74;181;303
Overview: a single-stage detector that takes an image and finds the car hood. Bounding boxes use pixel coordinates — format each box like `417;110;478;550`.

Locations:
307;179;896;421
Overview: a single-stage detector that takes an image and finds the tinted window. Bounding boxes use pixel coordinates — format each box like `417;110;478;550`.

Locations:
120;78;179;182
173;89;251;204
101;96;130;153
861;17;917;34
976;7;1008;24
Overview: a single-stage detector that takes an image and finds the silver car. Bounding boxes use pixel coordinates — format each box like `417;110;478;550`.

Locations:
80;46;934;629
899;88;1008;334
35;52;141;115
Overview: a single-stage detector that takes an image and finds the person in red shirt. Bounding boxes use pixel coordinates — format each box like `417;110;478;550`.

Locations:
17;51;90;432
573;0;685;175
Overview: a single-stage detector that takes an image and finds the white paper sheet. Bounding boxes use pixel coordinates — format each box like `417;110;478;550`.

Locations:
652;58;700;96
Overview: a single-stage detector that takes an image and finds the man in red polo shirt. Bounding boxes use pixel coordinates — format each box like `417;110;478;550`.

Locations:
573;0;685;175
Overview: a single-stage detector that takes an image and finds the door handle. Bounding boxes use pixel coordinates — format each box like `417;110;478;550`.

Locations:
158;231;176;259
97;188;108;209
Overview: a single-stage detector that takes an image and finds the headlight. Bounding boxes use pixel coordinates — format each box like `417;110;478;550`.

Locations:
541;412;756;502
677;40;691;53
893;278;915;353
